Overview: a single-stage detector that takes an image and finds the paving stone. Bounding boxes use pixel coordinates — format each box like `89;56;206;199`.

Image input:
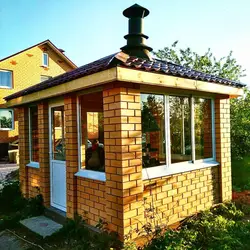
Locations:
20;216;63;238
0;230;32;250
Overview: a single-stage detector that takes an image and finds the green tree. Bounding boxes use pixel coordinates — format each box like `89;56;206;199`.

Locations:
153;41;247;159
153;41;245;81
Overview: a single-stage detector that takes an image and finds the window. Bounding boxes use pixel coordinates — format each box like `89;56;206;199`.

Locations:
141;94;166;168
141;94;215;170
0;109;14;130
29;106;39;162
0;70;12;88
42;53;49;67
78;92;105;172
170;96;191;163
52;106;65;161
40;75;52;82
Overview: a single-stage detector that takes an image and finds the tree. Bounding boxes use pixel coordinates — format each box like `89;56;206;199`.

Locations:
153;41;245;81
153;41;247;159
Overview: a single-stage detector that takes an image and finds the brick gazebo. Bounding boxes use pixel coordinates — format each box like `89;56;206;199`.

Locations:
5;4;245;241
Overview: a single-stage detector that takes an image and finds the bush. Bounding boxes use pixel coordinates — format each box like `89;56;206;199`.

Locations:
145;203;250;250
47;215;121;250
0;181;44;230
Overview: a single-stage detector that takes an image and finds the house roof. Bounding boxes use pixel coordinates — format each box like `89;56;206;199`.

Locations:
4;52;245;101
0;39;77;69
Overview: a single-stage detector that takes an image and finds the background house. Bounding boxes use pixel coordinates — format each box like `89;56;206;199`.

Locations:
4;4;245;241
0;40;76;162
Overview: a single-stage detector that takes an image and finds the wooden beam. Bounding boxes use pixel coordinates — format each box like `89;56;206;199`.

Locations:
6;68;117;107
117;67;244;97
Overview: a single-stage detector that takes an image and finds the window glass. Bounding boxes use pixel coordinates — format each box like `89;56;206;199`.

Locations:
80;92;104;172
0;70;12;88
0;109;13;130
43;53;49;67
141;94;166;168
170;96;192;163
194;98;213;160
30;106;39;162
52;106;65;161
40;75;51;82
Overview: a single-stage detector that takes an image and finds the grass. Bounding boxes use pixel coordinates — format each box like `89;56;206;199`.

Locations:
232;155;250;191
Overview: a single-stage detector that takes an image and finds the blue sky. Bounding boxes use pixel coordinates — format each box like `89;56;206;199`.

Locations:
0;0;249;84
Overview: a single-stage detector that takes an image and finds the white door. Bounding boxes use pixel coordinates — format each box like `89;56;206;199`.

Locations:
49;105;66;212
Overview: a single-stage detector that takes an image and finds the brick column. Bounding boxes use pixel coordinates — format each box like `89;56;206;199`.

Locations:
38;102;50;206
215;98;232;201
103;83;143;240
18;107;29;197
65;94;78;218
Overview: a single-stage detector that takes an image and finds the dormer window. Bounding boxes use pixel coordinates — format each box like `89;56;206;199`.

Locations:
42;53;49;67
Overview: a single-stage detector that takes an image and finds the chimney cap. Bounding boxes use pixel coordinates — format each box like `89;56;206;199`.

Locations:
123;4;150;18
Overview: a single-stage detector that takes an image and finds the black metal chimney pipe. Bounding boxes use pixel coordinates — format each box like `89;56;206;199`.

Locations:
121;4;152;60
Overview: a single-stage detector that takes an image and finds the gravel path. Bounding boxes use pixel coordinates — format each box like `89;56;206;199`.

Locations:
0;164;19;182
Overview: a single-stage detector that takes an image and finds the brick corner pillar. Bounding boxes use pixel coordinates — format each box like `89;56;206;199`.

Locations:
215;98;232;202
38;102;50;206
18;106;29;197
103;83;143;241
64;94;78;218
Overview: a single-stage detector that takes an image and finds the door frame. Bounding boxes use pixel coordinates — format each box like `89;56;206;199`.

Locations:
49;100;67;212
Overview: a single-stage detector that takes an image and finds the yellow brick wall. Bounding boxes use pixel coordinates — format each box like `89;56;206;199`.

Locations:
143;166;220;227
0;44;74;143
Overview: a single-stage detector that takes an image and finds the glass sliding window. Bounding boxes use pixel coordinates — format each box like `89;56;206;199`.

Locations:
30;106;39;162
0;70;12;88
141;94;166;168
79;92;105;172
52;106;65;161
169;96;192;163
0;109;14;130
194;98;213;160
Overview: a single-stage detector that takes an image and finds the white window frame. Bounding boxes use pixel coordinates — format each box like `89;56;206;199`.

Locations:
0;69;13;89
42;53;49;67
142;93;218;180
0;108;14;131
27;106;39;169
75;95;106;182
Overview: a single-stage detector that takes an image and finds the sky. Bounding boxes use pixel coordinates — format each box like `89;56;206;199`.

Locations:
0;0;250;84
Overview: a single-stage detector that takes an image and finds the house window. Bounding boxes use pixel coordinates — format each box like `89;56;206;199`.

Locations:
42;53;49;67
141;94;166;168
0;109;14;130
0;70;12;88
170;96;192;163
141;93;215;170
29;106;39;162
78;92;105;172
40;75;52;82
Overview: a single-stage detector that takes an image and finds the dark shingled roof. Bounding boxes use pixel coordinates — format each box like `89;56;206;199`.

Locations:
5;52;245;101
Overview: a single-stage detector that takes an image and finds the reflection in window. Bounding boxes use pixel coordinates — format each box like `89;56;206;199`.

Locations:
30;106;39;162
170;96;192;163
194;98;212;160
52;106;65;161
79;92;104;172
141;94;166;168
0;109;13;130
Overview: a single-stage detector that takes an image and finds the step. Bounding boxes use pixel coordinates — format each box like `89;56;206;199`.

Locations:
20;215;63;238
44;207;67;225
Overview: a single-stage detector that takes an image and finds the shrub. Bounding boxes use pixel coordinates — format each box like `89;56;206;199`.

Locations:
0;181;44;230
145;203;250;250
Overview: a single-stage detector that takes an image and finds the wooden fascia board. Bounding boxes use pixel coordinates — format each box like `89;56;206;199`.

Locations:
117;66;244;97
6;68;117;107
